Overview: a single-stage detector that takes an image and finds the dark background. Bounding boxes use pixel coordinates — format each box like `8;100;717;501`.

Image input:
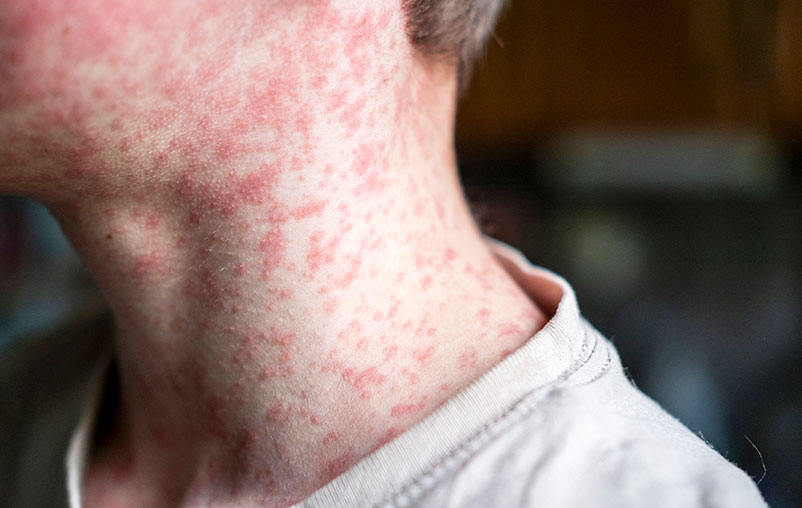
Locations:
455;1;801;505
2;0;801;506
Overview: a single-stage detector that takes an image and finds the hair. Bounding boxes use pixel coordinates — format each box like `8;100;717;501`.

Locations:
402;0;509;91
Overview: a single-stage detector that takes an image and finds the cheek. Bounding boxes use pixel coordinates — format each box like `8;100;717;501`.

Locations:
0;0;225;111
0;0;232;185
0;1;119;107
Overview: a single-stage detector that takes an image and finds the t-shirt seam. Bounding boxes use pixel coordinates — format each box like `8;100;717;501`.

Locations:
374;328;612;508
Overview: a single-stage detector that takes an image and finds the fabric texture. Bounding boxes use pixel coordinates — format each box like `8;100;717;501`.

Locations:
1;241;766;507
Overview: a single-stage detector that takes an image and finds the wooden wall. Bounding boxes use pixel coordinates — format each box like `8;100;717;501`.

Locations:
456;0;801;148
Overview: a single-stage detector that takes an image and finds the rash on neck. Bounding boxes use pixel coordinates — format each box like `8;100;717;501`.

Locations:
0;1;547;505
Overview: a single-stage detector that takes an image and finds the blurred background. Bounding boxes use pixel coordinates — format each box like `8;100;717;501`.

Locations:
456;0;801;505
1;0;800;505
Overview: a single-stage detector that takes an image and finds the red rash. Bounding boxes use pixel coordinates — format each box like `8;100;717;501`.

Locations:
266;402;289;424
413;346;435;366
458;350;479;371
325;451;355;481
0;0;550;505
341;366;387;398
390;399;427;418
260;229;287;277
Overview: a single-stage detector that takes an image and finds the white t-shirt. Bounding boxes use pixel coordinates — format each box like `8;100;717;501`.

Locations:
62;241;766;507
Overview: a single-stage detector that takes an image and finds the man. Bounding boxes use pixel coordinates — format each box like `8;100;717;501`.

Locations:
0;1;766;507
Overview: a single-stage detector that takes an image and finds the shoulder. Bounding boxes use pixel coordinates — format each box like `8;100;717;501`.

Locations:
422;336;766;508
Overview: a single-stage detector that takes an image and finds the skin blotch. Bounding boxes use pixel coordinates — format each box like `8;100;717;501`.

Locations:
324;450;355;482
259;228;287;277
1;1;551;504
412;346;435;366
341;366;387;399
390;398;427;418
458;349;479;371
292;200;328;219
265;402;290;424
306;230;340;272
130;250;168;283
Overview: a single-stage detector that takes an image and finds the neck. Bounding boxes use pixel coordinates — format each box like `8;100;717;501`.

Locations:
8;4;547;506
63;116;545;507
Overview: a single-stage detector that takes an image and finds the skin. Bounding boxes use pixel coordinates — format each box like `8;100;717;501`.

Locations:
0;1;547;506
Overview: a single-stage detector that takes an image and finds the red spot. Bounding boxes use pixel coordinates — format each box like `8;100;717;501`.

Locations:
345;12;375;55
343;14;376;81
131;250;167;283
322;432;339;446
353;170;386;195
458;350;479;370
257;364;295;380
236;165;281;205
413;346;435;366
232;332;259;367
323;297;339;314
292;200;328;219
335;256;361;288
350;143;374;176
413;313;432;336
307;230;340;271
443;247;457;263
341;366;386;396
419;275;432;290
233;427;258;471
390;401;426;418
270;331;295;347
339;100;364;134
268;204;290;223
260;228;286;277
387;299;401;319
499;323;523;338
266;401;288;423
337;319;363;340
253;468;277;492
383;345;399;360
376;426;402;448
320;349;345;375
400;367;420;385
325;451;354;481
477;307;491;323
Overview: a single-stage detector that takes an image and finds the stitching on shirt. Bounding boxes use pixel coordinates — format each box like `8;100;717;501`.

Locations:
375;328;611;508
585;344;613;385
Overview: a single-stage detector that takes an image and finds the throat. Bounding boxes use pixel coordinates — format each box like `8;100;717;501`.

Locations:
57;11;547;498
73;185;547;505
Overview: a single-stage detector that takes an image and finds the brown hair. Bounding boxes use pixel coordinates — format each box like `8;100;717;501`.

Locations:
402;0;509;90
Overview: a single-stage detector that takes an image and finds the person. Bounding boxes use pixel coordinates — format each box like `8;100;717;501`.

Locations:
0;1;767;507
